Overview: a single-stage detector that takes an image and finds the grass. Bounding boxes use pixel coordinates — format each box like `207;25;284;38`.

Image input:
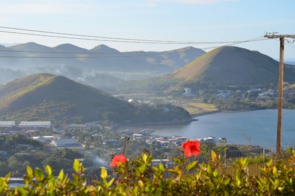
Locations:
179;100;218;115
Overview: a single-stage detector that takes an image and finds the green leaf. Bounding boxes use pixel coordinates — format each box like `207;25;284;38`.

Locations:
186;161;198;172
15;187;27;195
142;153;148;163
138;164;147;174
34;169;45;182
100;167;108;180
26;165;33;177
211;150;217;163
73;159;80;173
45;165;52;176
58;169;65;181
138;180;144;188
107;178;115;188
159;163;165;173
4;173;11;182
272;166;277;175
213;170;219;177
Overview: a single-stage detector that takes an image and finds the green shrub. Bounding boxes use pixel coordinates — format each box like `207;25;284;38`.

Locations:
1;150;294;195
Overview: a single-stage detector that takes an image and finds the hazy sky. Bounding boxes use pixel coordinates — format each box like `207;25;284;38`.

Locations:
0;0;294;58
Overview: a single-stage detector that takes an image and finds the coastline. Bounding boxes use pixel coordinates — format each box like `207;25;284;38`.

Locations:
191;110;220;118
119;108;290;128
119;117;195;127
118;110;220;127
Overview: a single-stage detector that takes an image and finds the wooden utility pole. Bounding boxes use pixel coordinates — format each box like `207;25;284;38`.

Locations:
122;136;130;155
264;33;295;159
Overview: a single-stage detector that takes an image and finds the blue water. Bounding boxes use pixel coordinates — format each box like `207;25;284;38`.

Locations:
152;109;295;148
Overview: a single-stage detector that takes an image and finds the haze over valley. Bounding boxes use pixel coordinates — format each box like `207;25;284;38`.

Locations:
0;42;205;87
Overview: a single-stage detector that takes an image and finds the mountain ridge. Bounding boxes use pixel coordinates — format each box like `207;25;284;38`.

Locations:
172;46;295;86
0;42;206;85
118;46;295;95
0;73;191;124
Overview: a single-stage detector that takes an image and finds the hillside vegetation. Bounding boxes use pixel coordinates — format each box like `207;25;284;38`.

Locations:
0;74;191;125
118;46;295;95
172;46;295;88
0;43;205;85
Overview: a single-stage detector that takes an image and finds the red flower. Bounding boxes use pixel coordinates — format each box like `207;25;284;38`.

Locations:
110;154;127;167
182;140;201;157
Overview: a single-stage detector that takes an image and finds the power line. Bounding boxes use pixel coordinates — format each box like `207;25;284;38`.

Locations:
273;37;295;49
0;37;267;54
0;26;265;45
0;26;188;43
0;25;270;59
0;38;269;59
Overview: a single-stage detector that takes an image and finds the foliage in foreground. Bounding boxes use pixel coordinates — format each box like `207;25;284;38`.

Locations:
0;151;295;195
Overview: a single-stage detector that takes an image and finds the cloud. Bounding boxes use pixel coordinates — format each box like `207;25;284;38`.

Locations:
150;0;237;4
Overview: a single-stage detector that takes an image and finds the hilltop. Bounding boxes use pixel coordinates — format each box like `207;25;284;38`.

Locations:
0;74;191;124
173;46;295;87
118;46;295;95
0;43;205;86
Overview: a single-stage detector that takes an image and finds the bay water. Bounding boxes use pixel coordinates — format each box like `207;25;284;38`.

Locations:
152;109;295;148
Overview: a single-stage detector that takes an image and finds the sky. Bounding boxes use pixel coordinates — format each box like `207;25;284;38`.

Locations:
0;0;294;59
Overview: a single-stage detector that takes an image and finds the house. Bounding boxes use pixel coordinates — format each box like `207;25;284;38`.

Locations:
217;90;232;99
133;133;143;140
50;138;83;149
257;89;276;100
0;121;16;128
183;88;195;98
32;136;55;143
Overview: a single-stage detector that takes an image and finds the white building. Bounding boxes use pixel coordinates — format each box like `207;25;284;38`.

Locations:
133;133;143;140
0;121;16;128
19;121;51;129
50;138;83;149
183;88;195;98
32;136;55;143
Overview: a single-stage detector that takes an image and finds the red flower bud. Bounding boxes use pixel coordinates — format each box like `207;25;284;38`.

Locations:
110;154;127;167
182;140;201;157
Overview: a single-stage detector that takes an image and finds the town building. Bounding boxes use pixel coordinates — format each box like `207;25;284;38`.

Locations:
50;138;83;149
18;121;51;129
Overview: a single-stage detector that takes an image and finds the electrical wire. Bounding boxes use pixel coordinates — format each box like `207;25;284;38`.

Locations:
0;26;270;59
0;26;265;45
0;39;270;59
0;40;270;59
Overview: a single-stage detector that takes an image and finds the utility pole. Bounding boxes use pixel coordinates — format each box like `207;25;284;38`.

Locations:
264;33;295;159
122;136;130;155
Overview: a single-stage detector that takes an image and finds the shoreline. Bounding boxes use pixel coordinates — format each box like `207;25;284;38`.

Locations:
191;110;220;118
118;108;294;128
119;110;221;127
119;118;195;127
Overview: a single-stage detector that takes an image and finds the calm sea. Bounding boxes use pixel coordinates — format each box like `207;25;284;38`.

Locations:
151;109;295;148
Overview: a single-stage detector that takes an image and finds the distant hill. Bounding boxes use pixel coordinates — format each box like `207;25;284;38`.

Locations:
0;74;191;124
286;60;295;66
171;46;295;89
118;46;295;95
0;43;205;86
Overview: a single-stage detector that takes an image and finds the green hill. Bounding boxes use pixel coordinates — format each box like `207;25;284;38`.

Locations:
0;74;190;124
118;46;295;95
0;43;205;84
173;46;295;87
